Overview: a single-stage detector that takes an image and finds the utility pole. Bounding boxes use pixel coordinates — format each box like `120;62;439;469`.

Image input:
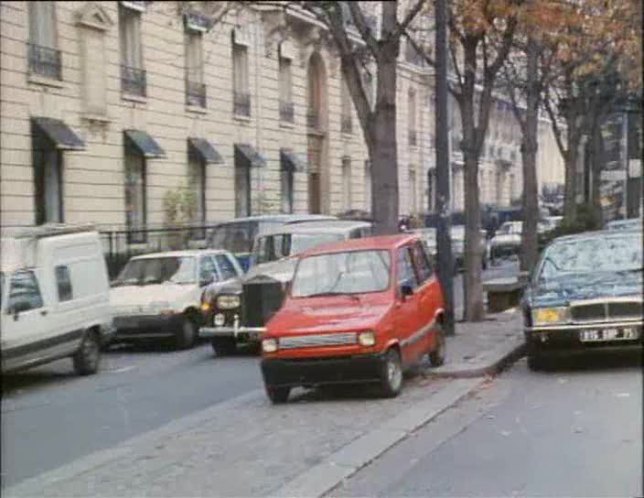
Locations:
434;0;454;335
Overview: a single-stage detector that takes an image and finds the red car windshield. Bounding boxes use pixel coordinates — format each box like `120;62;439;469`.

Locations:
291;250;391;297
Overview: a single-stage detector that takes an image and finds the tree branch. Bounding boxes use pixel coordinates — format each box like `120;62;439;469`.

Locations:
391;0;427;42
346;2;379;59
542;86;567;159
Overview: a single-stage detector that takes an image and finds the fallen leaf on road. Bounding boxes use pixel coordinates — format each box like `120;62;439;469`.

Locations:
557;378;568;384
573;427;584;434
615;392;631;398
486;414;496;420
500;430;511;437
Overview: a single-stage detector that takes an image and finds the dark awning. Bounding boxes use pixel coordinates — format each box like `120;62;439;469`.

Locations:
234;143;266;168
124;129;165;158
188;138;223;164
32;117;85;150
280;148;306;172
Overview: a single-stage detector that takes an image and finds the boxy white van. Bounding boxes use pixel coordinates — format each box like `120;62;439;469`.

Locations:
1;224;113;375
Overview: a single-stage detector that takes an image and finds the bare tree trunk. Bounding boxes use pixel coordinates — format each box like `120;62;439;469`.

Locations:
463;152;484;321
520;37;540;272
369;49;399;235
563;142;578;221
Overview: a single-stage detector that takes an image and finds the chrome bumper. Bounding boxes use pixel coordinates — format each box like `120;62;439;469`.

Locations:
526;319;643;333
199;325;266;341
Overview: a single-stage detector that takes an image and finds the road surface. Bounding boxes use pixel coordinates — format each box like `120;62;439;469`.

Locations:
1;261;518;487
333;352;643;497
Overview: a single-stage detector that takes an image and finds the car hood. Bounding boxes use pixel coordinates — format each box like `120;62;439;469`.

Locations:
268;297;393;336
244;257;297;284
110;283;195;308
529;271;643;307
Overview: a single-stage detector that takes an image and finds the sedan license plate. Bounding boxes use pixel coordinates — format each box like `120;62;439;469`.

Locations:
579;327;638;342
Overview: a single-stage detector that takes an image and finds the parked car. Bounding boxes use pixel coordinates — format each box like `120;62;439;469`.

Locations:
1;224;113;375
490;221;523;260
199;221;373;355
605;218;642;231
449;226;490;271
259;234;446;403
206;215;336;272
522;229;643;370
109;249;243;349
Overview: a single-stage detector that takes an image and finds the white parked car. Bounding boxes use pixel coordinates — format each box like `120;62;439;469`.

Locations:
1;224;113;375
110;249;243;349
490;221;523;260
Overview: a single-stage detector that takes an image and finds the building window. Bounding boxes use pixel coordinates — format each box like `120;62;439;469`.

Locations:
409;167;418;213
408;89;417;146
234;160;251;218
28;1;61;80
281;170;294;213
55;265;73;302
232;42;250;116
341;76;352;134
32;130;63;225
342;157;352;210
185;31;206;107
124;147;146;243
119;4;145;96
364;160;372;211
279;57;294;122
188;156;206;238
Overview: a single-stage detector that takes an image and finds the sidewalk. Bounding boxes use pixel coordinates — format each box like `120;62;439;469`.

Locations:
5;311;524;498
430;308;525;378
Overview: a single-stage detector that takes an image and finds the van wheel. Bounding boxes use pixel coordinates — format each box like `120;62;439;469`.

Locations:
176;317;197;350
429;324;446;367
379;348;403;398
211;338;236;356
265;385;290;404
73;331;101;375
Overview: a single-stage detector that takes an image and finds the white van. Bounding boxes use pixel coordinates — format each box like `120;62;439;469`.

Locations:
1;224;113;375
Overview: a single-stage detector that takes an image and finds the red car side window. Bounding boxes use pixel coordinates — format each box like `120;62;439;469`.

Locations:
397;247;419;290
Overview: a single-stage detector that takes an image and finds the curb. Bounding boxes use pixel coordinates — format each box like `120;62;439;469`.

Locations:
272;378;484;498
427;336;526;379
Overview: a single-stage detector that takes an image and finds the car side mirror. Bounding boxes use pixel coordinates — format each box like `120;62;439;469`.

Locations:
7;301;30;320
200;274;215;287
400;284;414;300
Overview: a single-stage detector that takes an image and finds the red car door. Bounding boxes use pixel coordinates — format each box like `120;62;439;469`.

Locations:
410;241;442;356
394;245;422;365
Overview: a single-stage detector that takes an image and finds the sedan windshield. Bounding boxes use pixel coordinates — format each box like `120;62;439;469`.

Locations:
292;250;391;297
255;232;345;265
538;233;642;280
113;257;197;286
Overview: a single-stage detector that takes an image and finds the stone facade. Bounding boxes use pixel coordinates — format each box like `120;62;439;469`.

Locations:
0;1;564;231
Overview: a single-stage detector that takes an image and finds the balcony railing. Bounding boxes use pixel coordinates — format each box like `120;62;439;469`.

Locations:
307;109;322;131
121;65;147;97
409;130;418;146
186;79;206;108
233;91;251;117
28;43;62;80
341;115;352;134
279;100;294;123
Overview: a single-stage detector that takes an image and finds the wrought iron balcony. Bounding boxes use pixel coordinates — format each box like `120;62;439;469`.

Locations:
409;129;418;146
233;91;251;117
121;65;147;97
341;115;352;134
28;43;62;80
186;79;206;108
280;100;294;123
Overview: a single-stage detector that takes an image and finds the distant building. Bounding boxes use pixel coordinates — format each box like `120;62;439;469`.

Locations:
0;1;563;234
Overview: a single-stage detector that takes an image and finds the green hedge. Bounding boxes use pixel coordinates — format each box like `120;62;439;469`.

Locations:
538;203;602;252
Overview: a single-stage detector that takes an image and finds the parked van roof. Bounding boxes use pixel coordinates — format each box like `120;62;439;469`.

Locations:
128;249;231;260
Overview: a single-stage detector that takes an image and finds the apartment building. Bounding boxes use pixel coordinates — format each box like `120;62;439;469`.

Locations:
0;0;563;234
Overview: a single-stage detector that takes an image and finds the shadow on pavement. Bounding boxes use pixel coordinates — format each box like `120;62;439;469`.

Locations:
1;369;77;396
533;350;642;373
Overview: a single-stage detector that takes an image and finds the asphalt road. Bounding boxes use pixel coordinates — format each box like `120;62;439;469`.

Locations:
333;352;643;497
0;260;518;487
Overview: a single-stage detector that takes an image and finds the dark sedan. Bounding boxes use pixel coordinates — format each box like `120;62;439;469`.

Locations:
522;229;643;370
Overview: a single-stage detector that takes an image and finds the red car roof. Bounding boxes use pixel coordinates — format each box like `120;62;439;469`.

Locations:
300;233;420;257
